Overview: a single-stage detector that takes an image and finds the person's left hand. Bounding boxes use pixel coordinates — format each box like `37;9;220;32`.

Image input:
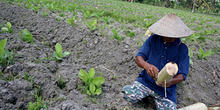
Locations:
158;79;173;88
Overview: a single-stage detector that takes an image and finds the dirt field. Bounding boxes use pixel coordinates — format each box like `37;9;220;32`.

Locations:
0;1;219;110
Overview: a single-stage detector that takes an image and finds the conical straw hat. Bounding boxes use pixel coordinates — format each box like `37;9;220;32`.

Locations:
148;14;193;38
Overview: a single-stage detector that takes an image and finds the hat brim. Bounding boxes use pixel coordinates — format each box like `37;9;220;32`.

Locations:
148;14;193;38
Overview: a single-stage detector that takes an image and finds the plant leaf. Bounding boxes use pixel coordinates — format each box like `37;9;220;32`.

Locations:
53;52;62;60
78;69;88;83
199;48;203;55
23;29;31;36
0;39;7;56
91;76;105;86
62;52;70;57
92;20;97;26
55;43;63;58
86;90;91;95
1;50;10;59
6;22;11;29
203;50;213;57
1;27;8;32
88;68;95;78
94;88;102;95
89;83;96;95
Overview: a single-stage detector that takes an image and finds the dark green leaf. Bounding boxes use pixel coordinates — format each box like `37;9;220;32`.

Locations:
0;39;7;56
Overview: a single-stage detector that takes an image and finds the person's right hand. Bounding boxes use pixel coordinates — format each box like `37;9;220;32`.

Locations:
144;63;159;80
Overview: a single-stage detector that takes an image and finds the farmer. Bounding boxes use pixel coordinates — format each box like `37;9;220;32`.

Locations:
122;14;193;110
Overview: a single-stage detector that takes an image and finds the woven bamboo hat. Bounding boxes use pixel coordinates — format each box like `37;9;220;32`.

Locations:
148;14;193;38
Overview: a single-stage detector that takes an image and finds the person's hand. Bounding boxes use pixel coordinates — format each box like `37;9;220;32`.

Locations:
144;63;159;80
158;79;173;88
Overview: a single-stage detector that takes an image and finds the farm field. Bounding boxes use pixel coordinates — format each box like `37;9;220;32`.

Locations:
0;0;220;109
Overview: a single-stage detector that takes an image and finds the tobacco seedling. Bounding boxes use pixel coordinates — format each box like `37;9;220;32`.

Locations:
126;30;135;37
1;22;13;33
101;16;112;24
86;19;97;32
0;39;14;68
189;48;193;65
53;43;70;61
111;28;125;41
197;48;213;60
66;16;76;25
82;9;96;19
32;4;41;13
21;29;34;44
46;2;56;12
78;68;105;96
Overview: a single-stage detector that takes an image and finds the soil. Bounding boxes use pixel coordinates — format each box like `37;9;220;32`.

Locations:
0;1;220;110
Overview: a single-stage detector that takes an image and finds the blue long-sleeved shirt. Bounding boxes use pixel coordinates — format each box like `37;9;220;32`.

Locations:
136;34;189;104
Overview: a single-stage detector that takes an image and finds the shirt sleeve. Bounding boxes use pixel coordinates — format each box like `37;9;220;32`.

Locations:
176;43;190;80
136;34;154;61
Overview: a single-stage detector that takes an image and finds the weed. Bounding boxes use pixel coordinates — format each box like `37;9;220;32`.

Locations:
53;43;70;61
56;75;67;89
24;72;33;82
78;68;105;96
28;88;48;110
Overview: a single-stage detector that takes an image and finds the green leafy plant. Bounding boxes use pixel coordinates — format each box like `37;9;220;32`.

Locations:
78;68;105;96
41;11;49;17
82;9;96;19
101;16;112;24
204;30;212;35
56;17;61;22
53;43;70;61
21;29;34;44
32;4;41;13
25;2;33;9
28;88;48;110
189;48;193;65
86;19;97;32
1;22;13;33
0;39;14;68
24;72;33;82
46;2;56;12
126;30;135;37
111;28;125;41
197;48;213;60
66;16;76;25
56;75;67;89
